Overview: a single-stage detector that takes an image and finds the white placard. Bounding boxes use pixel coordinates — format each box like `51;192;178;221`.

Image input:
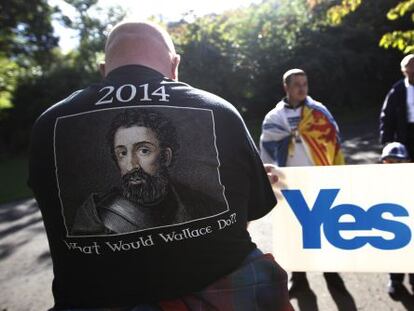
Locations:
272;163;414;273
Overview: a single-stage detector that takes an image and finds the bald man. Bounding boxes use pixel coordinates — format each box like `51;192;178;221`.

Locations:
380;54;414;297
380;54;414;160
28;21;292;310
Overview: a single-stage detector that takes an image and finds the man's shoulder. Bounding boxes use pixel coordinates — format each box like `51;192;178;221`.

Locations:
33;83;101;125
70;188;121;235
273;100;287;111
392;79;405;89
78;188;122;213
305;96;326;108
305;96;335;116
263;100;286;121
51;82;102;109
169;81;239;113
305;96;340;126
168;82;250;133
389;79;405;95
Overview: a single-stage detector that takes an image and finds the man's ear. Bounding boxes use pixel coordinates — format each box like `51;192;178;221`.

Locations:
162;148;173;167
99;62;106;78
171;54;180;81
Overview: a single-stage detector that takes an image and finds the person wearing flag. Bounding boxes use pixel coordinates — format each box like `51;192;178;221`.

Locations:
260;68;346;296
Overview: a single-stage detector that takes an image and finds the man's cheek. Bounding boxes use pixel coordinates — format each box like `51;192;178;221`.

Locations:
119;161;131;176
141;161;158;176
119;165;128;175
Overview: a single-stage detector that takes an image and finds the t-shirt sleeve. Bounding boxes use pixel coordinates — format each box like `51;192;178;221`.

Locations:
244;125;277;221
28;114;52;193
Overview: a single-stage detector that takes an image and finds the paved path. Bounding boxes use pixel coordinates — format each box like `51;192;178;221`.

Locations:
1;120;414;311
0;199;53;311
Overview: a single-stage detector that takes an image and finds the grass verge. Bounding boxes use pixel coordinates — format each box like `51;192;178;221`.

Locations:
0;156;33;204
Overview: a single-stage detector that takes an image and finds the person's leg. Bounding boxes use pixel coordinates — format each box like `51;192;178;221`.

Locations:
390;273;404;283
183;248;294;311
288;272;309;296
290;272;307;281
54;249;294;311
408;273;414;293
408;273;414;284
406;123;414;160
388;273;405;298
323;272;346;292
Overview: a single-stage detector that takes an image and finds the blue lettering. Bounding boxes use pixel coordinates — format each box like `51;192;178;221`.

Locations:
368;204;411;249
281;189;339;249
282;189;411;250
324;204;370;250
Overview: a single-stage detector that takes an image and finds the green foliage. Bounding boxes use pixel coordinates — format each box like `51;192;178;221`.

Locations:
0;0;61;122
0;0;58;67
168;0;401;120
380;30;414;53
327;0;414;54
0;57;20;111
59;0;126;72
169;11;254;106
0;0;407;157
379;0;414;53
169;0;315;115
0;0;125;154
327;0;362;25
387;0;414;20
0;157;32;204
1;55;101;154
0;0;59;114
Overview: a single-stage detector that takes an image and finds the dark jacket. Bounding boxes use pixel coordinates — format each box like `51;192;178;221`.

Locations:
380;79;409;145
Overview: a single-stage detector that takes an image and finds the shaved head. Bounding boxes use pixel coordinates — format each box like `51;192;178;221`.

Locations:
102;21;180;79
401;54;414;70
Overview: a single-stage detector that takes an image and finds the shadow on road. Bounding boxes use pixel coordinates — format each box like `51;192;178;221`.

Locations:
342;133;382;165
391;286;414;311
292;289;319;311
0;239;29;260
292;273;357;311
0;199;45;260
37;249;51;263
292;285;358;311
0;199;38;224
325;276;357;311
0;215;43;240
339;117;382;165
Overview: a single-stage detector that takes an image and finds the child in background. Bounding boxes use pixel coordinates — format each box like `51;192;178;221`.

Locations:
381;142;413;299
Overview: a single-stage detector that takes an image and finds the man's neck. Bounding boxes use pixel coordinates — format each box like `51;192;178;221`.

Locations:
406;77;414;86
285;98;305;109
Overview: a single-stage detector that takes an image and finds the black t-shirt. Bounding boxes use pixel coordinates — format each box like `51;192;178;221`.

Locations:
28;65;276;309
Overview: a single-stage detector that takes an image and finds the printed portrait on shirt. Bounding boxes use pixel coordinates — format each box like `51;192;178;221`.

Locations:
54;107;229;237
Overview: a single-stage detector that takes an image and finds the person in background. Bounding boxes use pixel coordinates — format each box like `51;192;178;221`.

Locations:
380;54;414;160
260;68;346;297
380;142;414;299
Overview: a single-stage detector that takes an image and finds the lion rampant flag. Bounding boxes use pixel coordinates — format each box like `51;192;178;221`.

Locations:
299;105;345;166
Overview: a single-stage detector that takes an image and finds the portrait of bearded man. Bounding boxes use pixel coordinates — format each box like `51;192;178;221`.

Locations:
70;108;224;236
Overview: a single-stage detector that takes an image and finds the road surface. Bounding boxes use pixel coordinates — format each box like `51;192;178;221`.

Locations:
1;122;414;311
